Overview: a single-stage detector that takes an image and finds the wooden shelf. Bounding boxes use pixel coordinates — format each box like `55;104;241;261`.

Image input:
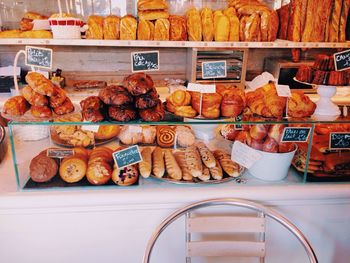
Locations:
1;38;350;49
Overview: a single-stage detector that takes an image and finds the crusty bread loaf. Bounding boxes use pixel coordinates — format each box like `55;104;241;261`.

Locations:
196;142;216;168
186;8;202;41
120;15;137;40
103;15;120;40
86;15;104;39
138;10;169;21
201;7;214;41
154;18;170;41
138;19;154;40
169;15;187;41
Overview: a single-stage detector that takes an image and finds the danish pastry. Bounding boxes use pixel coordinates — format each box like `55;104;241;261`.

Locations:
86;162;112;185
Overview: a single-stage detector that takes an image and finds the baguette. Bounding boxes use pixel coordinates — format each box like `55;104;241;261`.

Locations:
288;0;302;42
209;159;223;180
184;146;202;178
199;167;210;182
164;150;182;180
195;142;216;168
224;7;240;41
152;147;165;178
215;14;230;42
213;150;240;178
328;0;343;42
139;147;152;178
277;4;290;40
174;151;193;181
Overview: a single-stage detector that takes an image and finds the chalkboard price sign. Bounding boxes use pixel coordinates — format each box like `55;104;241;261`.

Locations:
202;61;227;79
131;51;159;72
334;49;350;71
25;46;53;69
281;127;311;142
112;145;142;169
47;149;74;158
329;132;350;150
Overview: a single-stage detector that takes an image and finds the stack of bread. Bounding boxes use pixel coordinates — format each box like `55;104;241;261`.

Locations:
86;15;121;40
3;72;74;119
296;54;350;86
139;144;241;182
277;0;350;43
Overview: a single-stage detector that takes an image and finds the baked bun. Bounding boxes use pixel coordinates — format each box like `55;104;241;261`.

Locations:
139;100;165;122
29;151;58;183
108;105;138;122
112;165;139;186
142;126;157;144
219;88;245;117
220;124;239;141
118;125;143;145
123;73;154;96
53;97;74;115
25;72;55;97
30;105;53;118
59;154;87;183
134;88;159;109
49;86;67;108
138;0;168;11
22;85;48;106
80;96;105;122
98;85;133;106
86;162;112;185
190;92;222;119
3;96;30;116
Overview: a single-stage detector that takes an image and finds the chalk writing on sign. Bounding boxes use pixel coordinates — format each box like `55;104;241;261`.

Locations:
131;51;159;72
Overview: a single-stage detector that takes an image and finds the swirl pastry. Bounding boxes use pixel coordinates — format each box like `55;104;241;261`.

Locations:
156;126;175;148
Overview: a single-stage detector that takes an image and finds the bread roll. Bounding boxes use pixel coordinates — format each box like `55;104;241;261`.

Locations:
190;92;222;119
21;85;48;106
186;8;202;41
174;151;193;181
138;0;168;11
152;147;165;178
137;19;154;40
86;161;112;185
288;0;303;42
86;15;104;39
201;8;214;41
169;15;187;41
164;150;182;180
184;146;202;178
139;147;152;178
195;142;216;168
244;13;261;41
199;167;211;182
120;15;137;40
103;15;120;40
29;151;58;183
95;125;120;140
213;150;240;178
154;18;170;41
138;10;169;21
209;159;223;180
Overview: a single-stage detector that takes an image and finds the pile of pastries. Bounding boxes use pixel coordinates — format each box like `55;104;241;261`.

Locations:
296;54;350;86
277;0;349;43
80;73;164;122
140;144;241;182
29;146;139;186
3;72;74;118
221;123;295;153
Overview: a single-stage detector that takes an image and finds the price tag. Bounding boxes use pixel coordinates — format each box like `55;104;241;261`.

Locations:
47;149;74;158
187;83;216;93
231;141;262;169
334;49;350;71
81;123;100;133
234;115;243;131
25;46;53;70
131;51;159;72
112;145;143;169
202;61;227;79
281;127;311;142
128;125;143;133
276;85;292;97
329;132;350;150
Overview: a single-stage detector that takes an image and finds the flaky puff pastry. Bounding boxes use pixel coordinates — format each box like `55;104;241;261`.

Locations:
201;8;214;41
137;19;154;40
154;18;170;41
224;7;240;41
103;15;120;40
120;15;137;40
86;15;104;39
169;15;187;41
186;8;202;41
166;90;191;107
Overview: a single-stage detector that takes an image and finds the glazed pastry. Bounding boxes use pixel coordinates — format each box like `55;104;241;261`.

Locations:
213;150;240;177
239;16;248;41
157;126;175;148
108;105;137;122
25;72;55;96
120;15;137;40
29;151;58;183
244;13;261;42
60;154;87;183
152;147;165;178
268;124;285;143
199;167;211;182
137;19;154;40
118;126;143;145
134;88;159;109
80;96;104;111
138;10;169;21
139;100;165;122
186;8;202;41
49;86;67;108
3;96;30;116
123;73;154;96
86;15;104;39
103;15;120;40
164;150;182;180
184;146;202;178
249;125;268;141
141;126;157;144
201;8;214;41
98;85;133;106
190;92;222;119
209;159;223;180
94;125;120;140
21;85;48;106
53;97;74;115
138;0;168;11
30;105;52;118
169;15;187;41
138;147;152;178
175;126;195;147
174;106;197;118
195;142;216;168
112;165;139;186
220;124;239;141
174;151;193;181
154;18;170;41
72;147;90;160
86;162;112;185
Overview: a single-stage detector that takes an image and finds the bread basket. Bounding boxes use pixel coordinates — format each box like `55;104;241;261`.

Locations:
49;17;85;39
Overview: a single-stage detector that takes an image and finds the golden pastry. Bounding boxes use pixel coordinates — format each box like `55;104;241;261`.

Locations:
21;85;48;106
169;15;187;41
174;151;193;181
184;146;202;178
3;96;30;116
201;7;214;41
195;142;216;168
138;147;152;178
25;72;55;97
86;15;104;39
60;154;87;183
156;126;175;148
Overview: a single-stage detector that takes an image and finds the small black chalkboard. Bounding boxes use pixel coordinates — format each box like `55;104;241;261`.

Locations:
202;61;227;79
47;149;74;158
25;46;53;69
112;145;142;169
281;127;311;142
329;132;350;150
131;51;159;72
334;49;350;71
